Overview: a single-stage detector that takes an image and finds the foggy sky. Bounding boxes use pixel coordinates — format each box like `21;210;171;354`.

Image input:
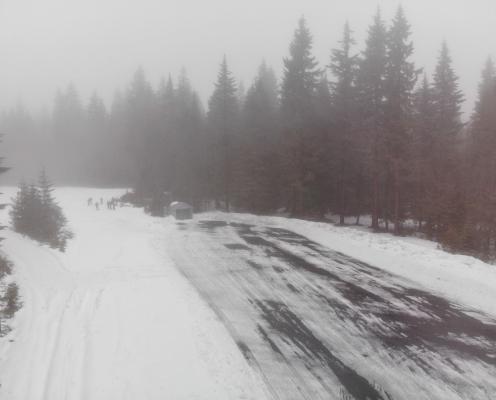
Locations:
1;0;495;118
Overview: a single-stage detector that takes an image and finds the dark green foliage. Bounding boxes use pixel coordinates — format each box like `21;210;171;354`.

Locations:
422;43;464;240
235;62;281;213
411;75;436;231
207;57;239;211
0;255;12;280
280;17;321;216
3;282;20;318
10;170;72;251
462;58;496;259
329;22;360;224
356;9;387;230
383;6;420;234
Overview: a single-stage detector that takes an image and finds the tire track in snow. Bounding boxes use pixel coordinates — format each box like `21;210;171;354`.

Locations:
41;289;76;400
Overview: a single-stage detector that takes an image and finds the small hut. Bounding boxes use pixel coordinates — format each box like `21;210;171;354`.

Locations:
170;201;193;220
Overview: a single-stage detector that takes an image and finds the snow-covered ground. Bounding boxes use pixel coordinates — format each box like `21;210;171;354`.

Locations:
0;188;269;400
0;187;495;399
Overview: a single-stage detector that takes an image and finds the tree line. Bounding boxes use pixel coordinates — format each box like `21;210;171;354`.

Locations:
2;6;496;258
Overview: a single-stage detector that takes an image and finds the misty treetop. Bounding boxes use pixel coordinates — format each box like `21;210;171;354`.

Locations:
2;7;496;259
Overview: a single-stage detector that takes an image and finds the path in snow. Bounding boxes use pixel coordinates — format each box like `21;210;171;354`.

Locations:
164;217;496;400
0;188;269;400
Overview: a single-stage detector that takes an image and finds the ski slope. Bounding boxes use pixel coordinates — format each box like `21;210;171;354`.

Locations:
0;188;269;400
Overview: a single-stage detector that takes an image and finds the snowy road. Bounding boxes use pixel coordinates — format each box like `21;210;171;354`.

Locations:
164;217;496;400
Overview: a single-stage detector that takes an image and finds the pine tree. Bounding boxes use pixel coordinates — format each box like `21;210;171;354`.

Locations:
207;57;238;211
280;17;320;215
9;180;29;234
412;75;436;231
0;139;10;227
384;6;420;234
312;73;334;215
38;168;59;246
428;42;464;242
52;85;85;182
25;183;42;241
174;70;205;205
237;62;280;212
357;9;388;230
466;58;496;256
10;171;72;251
156;75;176;192
329;22;359;224
86;93;108;184
126;68;158;197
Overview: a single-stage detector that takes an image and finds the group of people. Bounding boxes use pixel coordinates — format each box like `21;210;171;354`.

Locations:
87;197;120;211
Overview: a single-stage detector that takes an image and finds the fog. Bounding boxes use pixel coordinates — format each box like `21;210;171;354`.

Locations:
3;4;496;396
1;0;494;115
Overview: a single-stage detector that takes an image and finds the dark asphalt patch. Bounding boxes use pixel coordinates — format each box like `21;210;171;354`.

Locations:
239;226;385;305
379;288;496;366
237;340;255;362
258;325;284;356
224;243;251;250
258;226;496;368
198;220;228;230
256;300;390;400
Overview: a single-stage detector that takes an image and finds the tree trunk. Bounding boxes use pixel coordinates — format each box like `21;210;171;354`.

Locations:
393;160;401;235
372;172;380;230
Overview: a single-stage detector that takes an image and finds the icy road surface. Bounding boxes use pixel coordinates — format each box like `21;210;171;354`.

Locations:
164;217;496;400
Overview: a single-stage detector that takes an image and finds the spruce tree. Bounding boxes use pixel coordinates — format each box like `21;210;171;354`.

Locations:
126;68;158;198
312;73;334;215
329;22;359;224
384;6;420;234
0;142;9;228
26;183;42;241
52;85;85;182
38;169;59;246
237;62;280;212
86;93;108;183
10;171;72;251
466;58;496;256
174;70;205;205
357;9;388;230
156;75;176;193
9;180;29;235
412;75;436;231
428;42;464;243
280;17;320;215
207;57;238;211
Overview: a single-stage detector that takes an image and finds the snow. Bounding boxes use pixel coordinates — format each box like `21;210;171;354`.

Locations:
1;187;495;399
203;211;496;319
0;188;269;400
